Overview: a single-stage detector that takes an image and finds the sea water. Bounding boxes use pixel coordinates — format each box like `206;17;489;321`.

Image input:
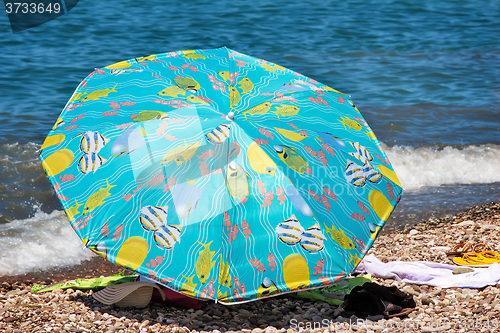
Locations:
0;0;498;275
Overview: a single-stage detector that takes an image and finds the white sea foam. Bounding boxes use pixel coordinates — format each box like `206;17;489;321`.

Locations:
0;208;94;276
385;143;500;191
1;143;499;275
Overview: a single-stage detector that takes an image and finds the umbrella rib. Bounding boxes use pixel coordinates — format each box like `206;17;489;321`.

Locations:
215;46;234;302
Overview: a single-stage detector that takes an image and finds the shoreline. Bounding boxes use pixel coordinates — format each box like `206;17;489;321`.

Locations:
1;202;499;332
0;256;124;286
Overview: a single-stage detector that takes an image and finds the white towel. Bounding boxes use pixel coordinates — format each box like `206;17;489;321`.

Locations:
354;255;500;288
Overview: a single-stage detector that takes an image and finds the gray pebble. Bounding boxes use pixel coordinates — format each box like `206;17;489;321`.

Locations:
312;315;323;322
421;295;434;305
452;267;475;275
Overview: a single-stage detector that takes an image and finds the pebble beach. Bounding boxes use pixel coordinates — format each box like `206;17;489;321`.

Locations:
1;202;499;333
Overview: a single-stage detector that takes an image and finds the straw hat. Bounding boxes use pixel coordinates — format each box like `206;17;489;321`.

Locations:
93;281;165;308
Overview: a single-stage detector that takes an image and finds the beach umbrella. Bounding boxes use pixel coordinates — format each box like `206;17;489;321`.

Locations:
39;47;403;303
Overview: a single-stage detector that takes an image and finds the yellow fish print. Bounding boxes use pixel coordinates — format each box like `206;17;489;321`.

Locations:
105;60;132;69
42;149;74;177
237;77;253;94
259;63;276;72
133;111;169;122
65;199;82;222
242;102;273;120
135;54;156;62
364;129;377;141
217;286;228;300
52;117;64;130
40;134;65;152
82;179;116;215
282;253;309;290
322;86;348;95
369;190;393;222
274;64;286;71
115;236;148;269
256;277;280;298
218;71;230;82
182;54;206;60
158;85;187;97
324;223;356;249
247;142;276;176
349;253;362;266
378;165;402;188
228;85;241;108
161;140;200;166
186;95;209;105
226;161;249;200
338;117;362;131
196;241;216;285
84;240;107;259
81;84;118;102
274;128;307;142
272;104;300;119
370;224;382;241
174;77;200;93
274;145;309;174
69;89;88;102
218;254;232;289
181;274;198;297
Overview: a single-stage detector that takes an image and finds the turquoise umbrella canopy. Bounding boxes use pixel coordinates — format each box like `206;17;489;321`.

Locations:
40;47;403;304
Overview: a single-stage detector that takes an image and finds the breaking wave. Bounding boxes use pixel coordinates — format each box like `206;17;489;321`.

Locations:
1;142;499;275
385;143;500;191
0;208;93;276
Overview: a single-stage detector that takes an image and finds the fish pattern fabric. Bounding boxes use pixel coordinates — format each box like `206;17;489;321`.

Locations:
39;47;403;304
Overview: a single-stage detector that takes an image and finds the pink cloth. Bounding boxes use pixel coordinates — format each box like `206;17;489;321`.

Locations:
151;286;202;309
136;275;203;309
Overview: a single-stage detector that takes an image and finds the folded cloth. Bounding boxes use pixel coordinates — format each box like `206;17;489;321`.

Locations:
355;255;500;288
288;274;372;306
341;282;416;318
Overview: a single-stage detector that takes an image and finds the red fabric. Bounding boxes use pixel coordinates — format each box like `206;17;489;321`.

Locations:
151;286;203;309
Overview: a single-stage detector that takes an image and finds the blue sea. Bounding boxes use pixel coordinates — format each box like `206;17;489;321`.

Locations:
1;0;499;275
